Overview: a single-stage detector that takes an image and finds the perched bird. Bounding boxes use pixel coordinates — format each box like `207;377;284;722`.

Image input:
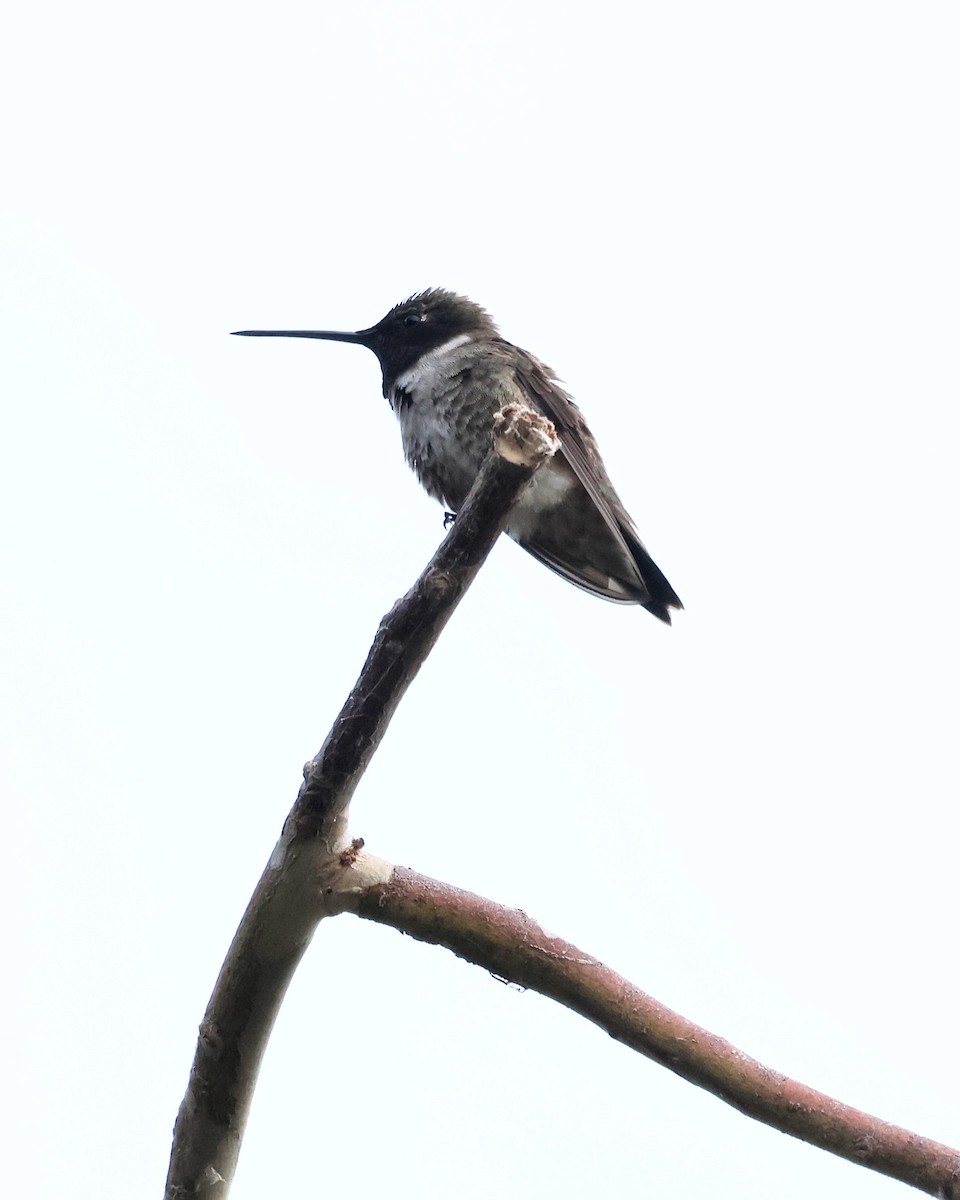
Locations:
234;289;682;622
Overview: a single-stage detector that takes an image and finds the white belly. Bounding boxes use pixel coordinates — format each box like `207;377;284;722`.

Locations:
507;464;576;538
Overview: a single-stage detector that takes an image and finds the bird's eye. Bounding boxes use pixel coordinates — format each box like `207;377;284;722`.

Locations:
402;311;425;327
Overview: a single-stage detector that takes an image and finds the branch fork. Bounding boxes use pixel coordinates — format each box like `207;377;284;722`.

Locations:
165;405;959;1200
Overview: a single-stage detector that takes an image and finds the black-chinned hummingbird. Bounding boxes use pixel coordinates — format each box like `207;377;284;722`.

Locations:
234;289;682;623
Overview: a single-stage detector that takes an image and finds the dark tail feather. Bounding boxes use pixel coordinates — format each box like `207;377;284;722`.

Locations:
622;527;683;624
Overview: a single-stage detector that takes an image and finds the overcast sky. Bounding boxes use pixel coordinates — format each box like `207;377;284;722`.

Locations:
2;3;957;1198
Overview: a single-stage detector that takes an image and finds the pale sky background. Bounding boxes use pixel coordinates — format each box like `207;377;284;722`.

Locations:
1;3;957;1198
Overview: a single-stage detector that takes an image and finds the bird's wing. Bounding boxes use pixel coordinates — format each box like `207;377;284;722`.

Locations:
507;344;640;559
506;343;682;617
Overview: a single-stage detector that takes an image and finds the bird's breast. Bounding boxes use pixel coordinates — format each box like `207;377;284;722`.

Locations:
390;341;505;509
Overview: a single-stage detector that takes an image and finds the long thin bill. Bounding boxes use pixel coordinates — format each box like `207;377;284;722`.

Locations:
231;329;366;342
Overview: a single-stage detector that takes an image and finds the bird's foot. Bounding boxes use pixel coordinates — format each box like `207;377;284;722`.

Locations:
443;511;457;529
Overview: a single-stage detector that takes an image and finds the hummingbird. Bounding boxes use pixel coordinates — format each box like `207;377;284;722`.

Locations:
233;289;682;623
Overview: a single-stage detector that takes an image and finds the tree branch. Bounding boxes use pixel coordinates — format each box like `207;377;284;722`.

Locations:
164;404;560;1199
164;398;959;1200
353;868;960;1199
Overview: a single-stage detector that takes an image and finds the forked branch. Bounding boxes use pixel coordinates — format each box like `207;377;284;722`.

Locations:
165;402;958;1200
